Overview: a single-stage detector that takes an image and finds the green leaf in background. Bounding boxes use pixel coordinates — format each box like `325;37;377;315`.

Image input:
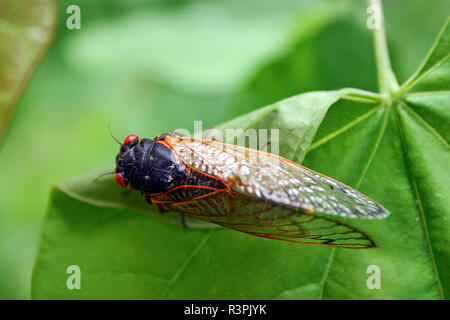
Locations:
398;18;449;93
228;0;450;117
32;3;449;299
63;0;318;96
228;2;379;117
0;0;56;142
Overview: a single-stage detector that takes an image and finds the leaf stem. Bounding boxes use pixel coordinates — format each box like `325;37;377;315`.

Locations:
368;0;399;95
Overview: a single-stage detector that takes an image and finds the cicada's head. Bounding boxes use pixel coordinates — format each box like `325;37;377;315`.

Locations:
115;134;186;194
115;134;145;188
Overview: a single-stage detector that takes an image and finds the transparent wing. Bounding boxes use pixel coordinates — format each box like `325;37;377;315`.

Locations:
216;201;377;249
172;136;389;219
157;190;376;249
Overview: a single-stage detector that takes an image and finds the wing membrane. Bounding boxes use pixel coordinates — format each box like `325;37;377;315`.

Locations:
173;137;389;219
158;190;376;248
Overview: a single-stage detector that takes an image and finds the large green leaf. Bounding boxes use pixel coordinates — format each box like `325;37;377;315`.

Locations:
32;8;449;299
1;0;338;300
32;90;351;299
0;0;56;143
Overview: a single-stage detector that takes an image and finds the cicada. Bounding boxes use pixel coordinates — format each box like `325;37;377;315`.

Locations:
115;133;389;249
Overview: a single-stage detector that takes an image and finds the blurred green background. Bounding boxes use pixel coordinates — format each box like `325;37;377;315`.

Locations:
0;0;448;299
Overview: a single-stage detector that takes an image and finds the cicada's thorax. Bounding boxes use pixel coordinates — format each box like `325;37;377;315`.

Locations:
115;138;226;196
115;138;184;194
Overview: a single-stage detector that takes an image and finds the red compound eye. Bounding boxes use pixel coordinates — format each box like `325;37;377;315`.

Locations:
123;134;139;146
116;173;126;187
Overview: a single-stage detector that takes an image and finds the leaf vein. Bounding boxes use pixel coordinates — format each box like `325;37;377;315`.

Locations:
318;247;335;300
308;106;380;151
394;107;445;299
356;106;389;188
402;102;449;149
400;52;450;93
160;229;214;299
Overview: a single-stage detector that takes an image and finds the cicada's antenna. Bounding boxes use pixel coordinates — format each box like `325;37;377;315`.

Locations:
93;124;121;184
108;123;122;145
93;171;116;184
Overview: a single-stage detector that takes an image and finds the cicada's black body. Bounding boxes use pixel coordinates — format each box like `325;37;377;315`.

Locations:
114;133;390;249
115;135;225;196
